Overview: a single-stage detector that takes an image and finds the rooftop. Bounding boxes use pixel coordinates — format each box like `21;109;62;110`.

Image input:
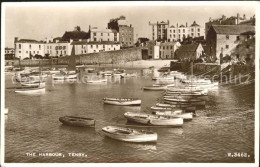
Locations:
62;30;90;41
212;25;255;35
16;39;45;44
190;21;200;27
160;42;180;46
71;40;120;45
176;43;200;53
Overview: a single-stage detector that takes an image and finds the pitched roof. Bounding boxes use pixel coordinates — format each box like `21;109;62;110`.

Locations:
176;43;200;53
212;25;255;35
170;25;175;28
190;21;200;27
71;40;120;45
16;39;45;44
179;25;185;28
62;31;90;41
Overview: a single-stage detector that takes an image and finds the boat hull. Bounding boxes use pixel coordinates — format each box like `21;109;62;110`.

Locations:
15;87;45;94
102;126;157;143
59;116;95;127
104;99;141;106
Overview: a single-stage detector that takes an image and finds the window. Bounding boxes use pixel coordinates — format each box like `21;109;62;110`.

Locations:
50;46;52;49
103;45;105;48
82;50;84;54
85;50;86;53
173;30;175;33
101;33;103;36
183;29;185;33
226;35;229;39
29;45;31;49
64;51;66;54
82;45;84;48
173;34;175;38
170;30;172;33
33;51;35;53
39;45;41;49
108;33;110;36
19;44;21;49
179;35;181;39
167;46;169;50
94;38;96;42
93;33;96;36
236;36;240;41
59;46;62;50
198;33;200;36
26;51;28;54
178;29;180;33
37;51;39;54
91;45;93;49
96;45;98;48
47;46;49;49
170;35;172;38
171;46;173;49
63;46;66;50
191;33;194;36
226;45;229;49
56;51;58;54
198;28;200;32
191;28;194;32
19;51;21;53
108;39;110;41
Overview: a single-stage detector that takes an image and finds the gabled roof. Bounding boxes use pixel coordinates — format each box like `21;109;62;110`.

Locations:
62;31;90;41
170;25;175;28
179;25;185;28
212;25;255;35
176;43;200;53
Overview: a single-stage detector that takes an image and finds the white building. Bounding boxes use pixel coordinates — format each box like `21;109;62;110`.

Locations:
14;38;45;59
89;27;119;42
148;41;181;59
45;38;72;57
72;40;120;55
167;21;205;42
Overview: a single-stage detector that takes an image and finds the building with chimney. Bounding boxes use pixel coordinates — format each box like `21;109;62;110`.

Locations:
71;40;120;55
107;16;134;47
167;21;204;42
175;43;204;61
205;13;252;39
14;37;45;59
45;37;72;57
149;20;170;41
89;26;119;42
206;25;255;64
61;26;90;42
148;41;181;59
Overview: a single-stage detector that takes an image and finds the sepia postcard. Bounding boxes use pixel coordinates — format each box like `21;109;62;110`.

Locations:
1;1;259;167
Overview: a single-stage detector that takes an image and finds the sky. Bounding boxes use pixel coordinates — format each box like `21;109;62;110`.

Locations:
3;2;257;48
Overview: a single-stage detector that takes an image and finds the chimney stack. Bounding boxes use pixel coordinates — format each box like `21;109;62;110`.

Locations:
14;37;18;43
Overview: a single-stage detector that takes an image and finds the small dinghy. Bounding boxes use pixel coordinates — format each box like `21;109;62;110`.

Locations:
150;106;195;113
102;126;157;143
15;86;45;95
155;103;196;112
103;98;141;106
152;111;193;120
124;112;183;127
164;94;208;101
164;98;206;106
20;81;46;87
59;116;95;127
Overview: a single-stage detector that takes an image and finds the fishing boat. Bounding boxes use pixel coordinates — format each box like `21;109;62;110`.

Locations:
59;116;95;127
102;126;157;143
20;81;46;87
164;98;206;106
166;88;208;95
143;84;169;91
15;86;45;95
155;103;196;111
152;111;193;120
164;94;208;101
87;79;107;84
52;45;78;80
150;106;195;113
124;112;183;126
103;98;141;106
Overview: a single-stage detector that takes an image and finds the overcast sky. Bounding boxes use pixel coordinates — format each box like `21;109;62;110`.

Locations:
3;2;256;47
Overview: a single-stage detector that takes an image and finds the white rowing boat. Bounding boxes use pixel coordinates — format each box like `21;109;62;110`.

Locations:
103;98;141;106
124;112;183;126
152;111;193;120
102;126;157;143
15;86;46;95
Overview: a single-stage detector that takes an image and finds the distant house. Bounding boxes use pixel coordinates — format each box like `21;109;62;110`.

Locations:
71;40;120;55
206;25;255;64
61;26;90;42
5;47;15;60
175;43;204;61
148;41;181;60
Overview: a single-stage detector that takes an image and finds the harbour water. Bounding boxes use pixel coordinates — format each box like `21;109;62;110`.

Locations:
4;69;255;163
